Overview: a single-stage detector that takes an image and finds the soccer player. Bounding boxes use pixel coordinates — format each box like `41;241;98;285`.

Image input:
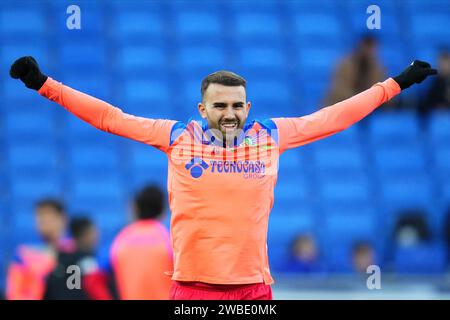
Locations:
109;185;173;300
6;198;73;300
9;56;436;300
44;216;113;300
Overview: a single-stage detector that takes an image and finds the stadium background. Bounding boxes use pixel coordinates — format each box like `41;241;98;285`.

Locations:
1;0;450;299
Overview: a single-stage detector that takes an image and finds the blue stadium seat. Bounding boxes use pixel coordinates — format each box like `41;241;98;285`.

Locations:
405;0;450;13
176;46;226;70
116;45;167;73
10;211;40;241
322;208;377;239
441;180;450;204
119;79;175;119
90;205;127;230
296;48;343;82
278;149;303;170
6;142;60;171
380;44;407;74
122;79;170;104
67;145;121;172
434;146;450;176
394;243;447;273
9;172;63;203
269;211;316;243
59;42;108;72
379;174;435;209
268;211;315;270
320;207;379;272
368;111;420;145
317;174;372;206
274;178;310;206
4;109;56;142
428;111;450;145
410;13;450;46
62;112;115;143
69;172;124;203
285;0;337;14
114;10;164;43
237;46;287;71
312;145;365;173
233;13;283;41
246;79;292;114
228;0;280;12
173;11;223;40
0;6;46;38
373;145;428;176
292;13;344;48
128;144;168;189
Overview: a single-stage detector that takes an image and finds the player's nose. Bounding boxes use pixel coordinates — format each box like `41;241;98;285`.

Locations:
223;105;236;119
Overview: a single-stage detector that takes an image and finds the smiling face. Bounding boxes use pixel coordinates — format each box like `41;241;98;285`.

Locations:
198;83;251;144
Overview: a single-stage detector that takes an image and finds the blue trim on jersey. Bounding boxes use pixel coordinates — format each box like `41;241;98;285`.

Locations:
255;118;279;145
169;121;186;146
175;117;279;147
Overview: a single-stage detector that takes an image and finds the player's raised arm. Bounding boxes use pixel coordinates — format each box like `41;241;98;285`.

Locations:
9;56;176;152
272;60;437;153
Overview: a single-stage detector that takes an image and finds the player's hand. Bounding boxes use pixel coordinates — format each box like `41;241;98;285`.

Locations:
393;60;437;90
10;56;48;90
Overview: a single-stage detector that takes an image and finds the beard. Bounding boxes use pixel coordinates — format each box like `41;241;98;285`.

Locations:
219;119;243;146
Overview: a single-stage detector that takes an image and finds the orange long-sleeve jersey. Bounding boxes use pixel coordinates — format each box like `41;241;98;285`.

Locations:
110;219;173;300
38;77;400;285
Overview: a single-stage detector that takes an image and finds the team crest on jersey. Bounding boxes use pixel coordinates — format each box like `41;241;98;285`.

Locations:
185;157;209;178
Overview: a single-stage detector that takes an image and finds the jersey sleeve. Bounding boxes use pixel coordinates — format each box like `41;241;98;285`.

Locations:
38;77;177;153
272;78;401;153
6;249;35;300
5;257;26;300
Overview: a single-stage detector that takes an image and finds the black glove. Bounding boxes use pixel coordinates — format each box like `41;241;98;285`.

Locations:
393;60;437;90
9;56;48;90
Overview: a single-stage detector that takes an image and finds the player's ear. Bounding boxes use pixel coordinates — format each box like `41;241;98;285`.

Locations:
246;101;251;117
198;102;207;119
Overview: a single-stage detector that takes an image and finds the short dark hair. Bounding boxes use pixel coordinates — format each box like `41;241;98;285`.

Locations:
35;198;66;216
393;210;430;242
69;216;93;241
134;185;165;220
201;70;246;99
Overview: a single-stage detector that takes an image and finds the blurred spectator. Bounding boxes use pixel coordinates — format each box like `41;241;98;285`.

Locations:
70;217;99;254
351;241;376;273
6;199;73;300
44;216;113;300
325;34;386;106
393;209;431;248
283;234;324;273
109;184;173;300
421;48;450;114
